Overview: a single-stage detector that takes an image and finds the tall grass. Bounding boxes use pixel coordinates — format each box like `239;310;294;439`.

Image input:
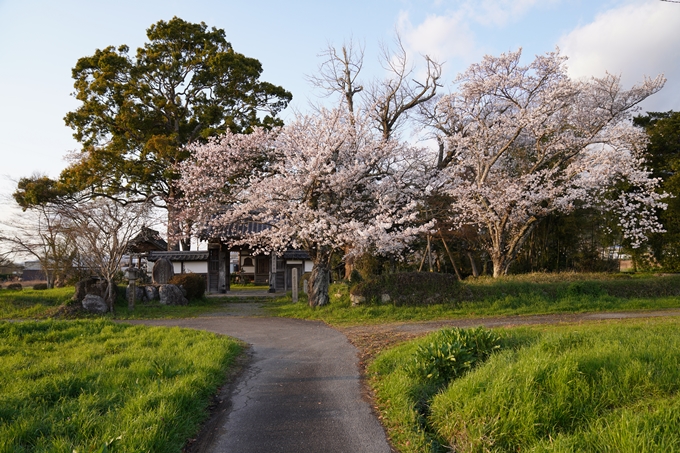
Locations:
0;319;243;452
370;319;680;452
430;320;680;452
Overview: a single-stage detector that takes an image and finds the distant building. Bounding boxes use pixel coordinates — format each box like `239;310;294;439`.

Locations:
126;227;168;254
21;261;45;281
0;261;22;281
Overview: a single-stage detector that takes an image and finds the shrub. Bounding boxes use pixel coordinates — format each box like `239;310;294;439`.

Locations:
406;327;502;385
6;283;22;291
349;272;460;306
168;273;205;300
349;269;363;285
32;283;48;290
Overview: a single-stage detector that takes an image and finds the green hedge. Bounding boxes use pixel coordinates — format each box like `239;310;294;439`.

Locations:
349;272;461;306
168;273;206;300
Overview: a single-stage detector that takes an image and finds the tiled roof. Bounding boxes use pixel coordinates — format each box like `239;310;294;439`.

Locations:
127;227;168;252
147;251;209;262
220;221;273;238
283;250;311;260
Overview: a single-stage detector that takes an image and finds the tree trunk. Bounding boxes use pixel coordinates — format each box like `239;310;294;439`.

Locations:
440;235;462;280
308;260;331;307
467;251;479;277
44;264;55;289
344;245;354;280
105;277;116;314
491;255;510;278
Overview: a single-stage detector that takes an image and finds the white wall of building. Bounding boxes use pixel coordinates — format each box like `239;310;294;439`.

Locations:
172;261;208;274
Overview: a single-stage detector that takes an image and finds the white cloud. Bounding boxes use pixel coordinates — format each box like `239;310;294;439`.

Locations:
397;0;560;76
397;10;479;64
462;0;557;27
559;0;680;111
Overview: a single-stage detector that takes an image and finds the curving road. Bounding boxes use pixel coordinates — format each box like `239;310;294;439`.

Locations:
130;316;393;453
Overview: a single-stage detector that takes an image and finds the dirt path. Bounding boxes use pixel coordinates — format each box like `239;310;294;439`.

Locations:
337;308;680;368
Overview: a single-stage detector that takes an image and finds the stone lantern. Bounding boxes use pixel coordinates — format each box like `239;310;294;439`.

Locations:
125;267;139;311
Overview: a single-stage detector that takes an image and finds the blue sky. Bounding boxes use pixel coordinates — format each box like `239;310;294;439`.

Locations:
1;0;679;219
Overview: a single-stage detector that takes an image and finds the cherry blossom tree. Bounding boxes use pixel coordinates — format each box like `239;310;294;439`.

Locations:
308;37;442;277
424;49;666;277
179;108;432;306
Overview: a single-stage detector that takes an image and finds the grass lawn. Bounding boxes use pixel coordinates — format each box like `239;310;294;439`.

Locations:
267;273;680;326
0;285;242;320
369;318;680;453
0;286;74;319
228;283;271;291
3;273;680;324
0;319;243;452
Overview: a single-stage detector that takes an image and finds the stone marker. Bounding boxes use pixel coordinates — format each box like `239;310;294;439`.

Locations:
292;268;299;303
152;258;174;284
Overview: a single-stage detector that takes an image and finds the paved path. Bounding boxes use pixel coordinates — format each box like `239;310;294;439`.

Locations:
130;316;392;453
130;306;680;452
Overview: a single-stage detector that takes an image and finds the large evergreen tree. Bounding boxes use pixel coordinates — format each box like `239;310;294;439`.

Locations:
60;17;292;249
634;111;680;269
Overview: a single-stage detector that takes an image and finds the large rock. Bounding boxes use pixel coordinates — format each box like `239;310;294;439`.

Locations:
159;284;188;306
72;277;107;303
82;294;108;314
145;285;159;301
152;258;174;284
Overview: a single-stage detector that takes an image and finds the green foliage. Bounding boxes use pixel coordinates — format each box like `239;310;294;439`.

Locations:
371;320;680;453
350;272;461;306
353;252;387;280
60;16;292;231
12;175;70;210
269;273;680;325
348;269;363;285
32;283;48;290
428;320;680;452
512;210;621;274
5;283;22;291
635;111;680;271
169;273;206;300
0;286;74;319
0;319;243;452
369;327;517;453
406;327;501;385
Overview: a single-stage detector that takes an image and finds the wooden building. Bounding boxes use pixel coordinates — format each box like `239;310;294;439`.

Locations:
138;222;312;294
206;241;312;293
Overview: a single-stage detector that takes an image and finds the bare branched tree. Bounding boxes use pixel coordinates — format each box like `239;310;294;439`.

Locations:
0;203;77;288
308;35;443;140
366;35;443;140
307;39;365;124
59;198;152;312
